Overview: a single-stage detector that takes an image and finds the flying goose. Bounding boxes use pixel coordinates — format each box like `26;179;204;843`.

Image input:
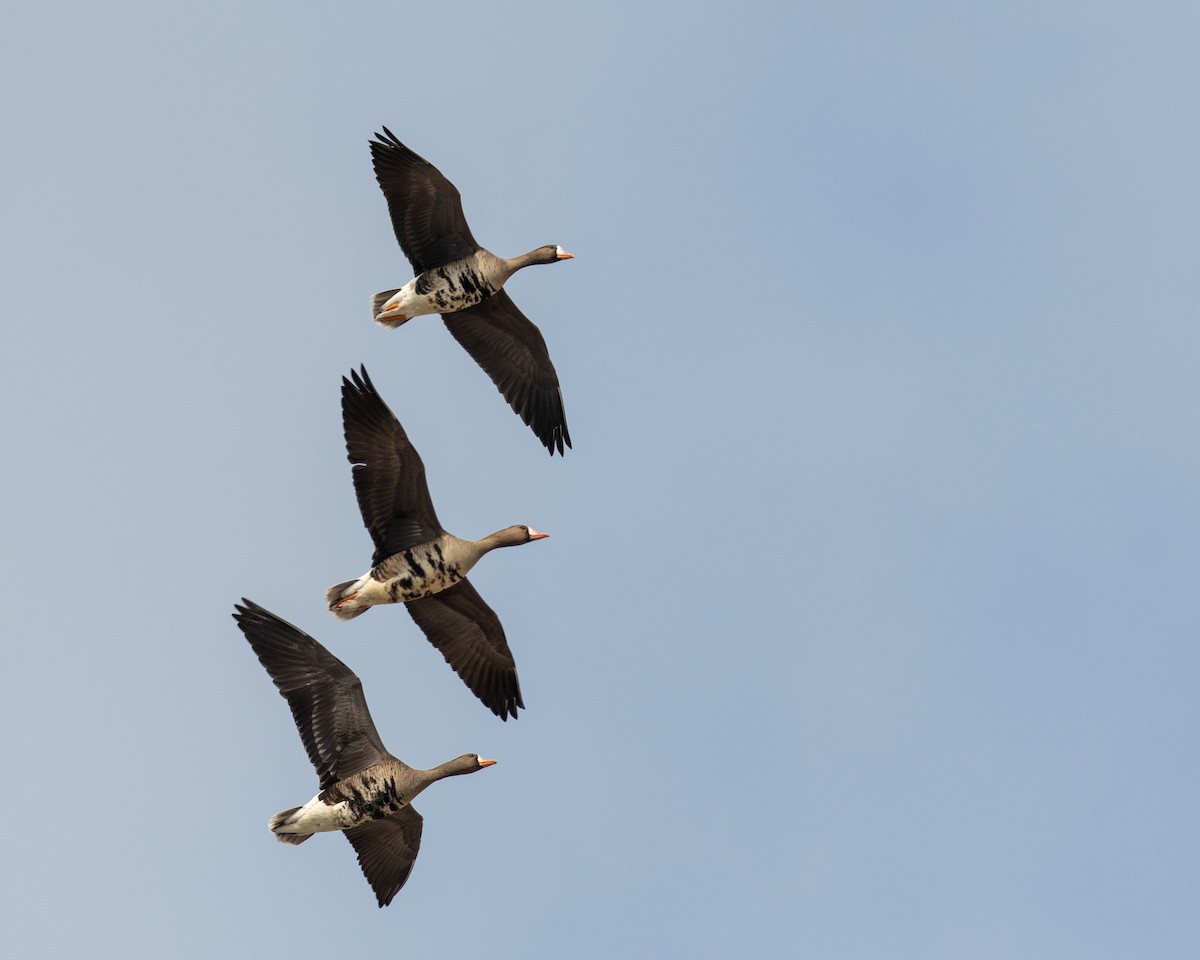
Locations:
368;126;574;455
232;599;496;908
326;366;547;720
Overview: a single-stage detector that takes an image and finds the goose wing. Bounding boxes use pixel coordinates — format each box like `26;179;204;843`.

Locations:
370;127;479;273
342;366;443;564
233;600;391;790
443;290;571;456
405;578;524;720
343;805;425;908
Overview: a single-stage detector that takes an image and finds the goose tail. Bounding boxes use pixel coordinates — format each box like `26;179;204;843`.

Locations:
269;807;313;846
370;289;407;328
326;577;371;620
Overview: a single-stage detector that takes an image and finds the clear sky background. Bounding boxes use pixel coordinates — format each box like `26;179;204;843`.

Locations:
2;2;1198;957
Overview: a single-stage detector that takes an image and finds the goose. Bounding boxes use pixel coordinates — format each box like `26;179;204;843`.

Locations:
326;366;547;720
368;126;574;455
232;599;497;908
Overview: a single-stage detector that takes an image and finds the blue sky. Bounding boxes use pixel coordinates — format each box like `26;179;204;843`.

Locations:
3;2;1199;957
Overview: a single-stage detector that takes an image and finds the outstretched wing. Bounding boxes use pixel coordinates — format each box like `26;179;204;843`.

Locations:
370;127;479;273
233;599;392;789
343;805;425;907
341;366;444;564
443;290;571;456
405;579;524;720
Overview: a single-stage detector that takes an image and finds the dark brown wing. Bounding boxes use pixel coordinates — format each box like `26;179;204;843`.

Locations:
370;127;479;274
342;366;443;564
405;579;524;720
233;600;391;790
343;805;425;907
442;290;571;456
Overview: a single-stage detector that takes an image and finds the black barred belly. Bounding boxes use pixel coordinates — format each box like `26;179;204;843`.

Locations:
380;543;464;602
415;262;496;313
326;772;408;824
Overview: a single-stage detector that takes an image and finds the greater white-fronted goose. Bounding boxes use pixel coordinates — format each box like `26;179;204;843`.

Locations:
325;366;547;720
233;599;496;908
368;127;574;456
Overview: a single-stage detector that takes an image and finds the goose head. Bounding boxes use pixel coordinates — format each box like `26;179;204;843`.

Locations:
484;525;550;549
437;754;498;778
518;244;574;266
